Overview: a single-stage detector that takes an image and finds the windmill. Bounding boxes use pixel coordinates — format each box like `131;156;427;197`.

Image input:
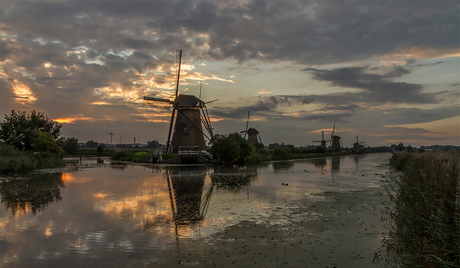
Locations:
313;131;327;147
352;135;365;153
240;110;263;145
328;124;343;151
143;50;215;154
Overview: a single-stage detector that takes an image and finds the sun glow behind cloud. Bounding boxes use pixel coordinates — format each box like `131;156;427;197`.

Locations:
12;81;36;105
53;115;98;124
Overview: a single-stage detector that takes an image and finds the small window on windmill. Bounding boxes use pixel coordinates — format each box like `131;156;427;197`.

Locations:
184;127;188;134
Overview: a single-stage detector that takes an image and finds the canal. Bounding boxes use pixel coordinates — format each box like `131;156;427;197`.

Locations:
0;153;391;267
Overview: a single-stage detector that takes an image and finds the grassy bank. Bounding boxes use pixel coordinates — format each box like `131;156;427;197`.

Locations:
0;144;65;173
377;151;459;267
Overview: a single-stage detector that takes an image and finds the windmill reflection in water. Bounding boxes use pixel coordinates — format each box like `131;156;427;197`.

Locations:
142;166;257;238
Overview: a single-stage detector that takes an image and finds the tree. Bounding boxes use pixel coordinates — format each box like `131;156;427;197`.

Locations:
147;140;160;149
86;140;98;149
211;134;241;163
31;130;62;154
0;110;62;152
61;137;80;155
396;143;405;151
96;145;104;155
211;133;255;163
272;146;290;160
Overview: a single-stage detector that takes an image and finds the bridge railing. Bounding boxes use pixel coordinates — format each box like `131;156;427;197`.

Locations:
178;146;199;155
178;146;213;159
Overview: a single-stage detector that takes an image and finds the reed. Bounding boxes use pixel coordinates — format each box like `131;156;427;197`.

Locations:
376;151;459;267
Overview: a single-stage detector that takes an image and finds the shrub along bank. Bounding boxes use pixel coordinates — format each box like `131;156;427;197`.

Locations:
0;144;65;173
377;151;459;267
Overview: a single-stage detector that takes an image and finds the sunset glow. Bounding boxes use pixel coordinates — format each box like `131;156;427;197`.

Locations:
0;1;457;147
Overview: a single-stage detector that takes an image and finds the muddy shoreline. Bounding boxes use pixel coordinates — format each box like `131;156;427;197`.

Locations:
140;179;390;268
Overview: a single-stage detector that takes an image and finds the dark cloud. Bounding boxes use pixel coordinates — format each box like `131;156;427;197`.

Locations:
2;1;457;64
1;0;458;146
304;66;435;104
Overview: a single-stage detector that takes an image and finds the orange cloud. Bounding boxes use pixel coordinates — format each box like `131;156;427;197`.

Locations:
53;116;96;124
12;81;36;105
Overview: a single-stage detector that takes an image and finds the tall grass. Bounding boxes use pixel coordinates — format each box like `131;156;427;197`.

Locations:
0;144;65;173
376;151;459;267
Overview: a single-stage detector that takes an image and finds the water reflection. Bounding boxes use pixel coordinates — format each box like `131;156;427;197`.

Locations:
211;165;257;192
0;173;63;215
272;161;295;171
167;166;209;225
331;157;342;181
309;158;327;168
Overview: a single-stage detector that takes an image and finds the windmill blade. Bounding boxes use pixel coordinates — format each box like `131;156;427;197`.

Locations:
245;110;250;139
143;96;172;104
166;108;176;153
340;138;343;147
175;49;182;98
331;123;335;137
356;135;359;143
205;99;219;104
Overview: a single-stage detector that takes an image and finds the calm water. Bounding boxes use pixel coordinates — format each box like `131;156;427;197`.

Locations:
0;154;391;267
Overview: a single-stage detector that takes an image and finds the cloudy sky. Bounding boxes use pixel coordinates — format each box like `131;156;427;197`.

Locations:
1;0;459;147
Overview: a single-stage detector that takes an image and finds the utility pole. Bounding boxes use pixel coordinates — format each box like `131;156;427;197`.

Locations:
106;131;114;144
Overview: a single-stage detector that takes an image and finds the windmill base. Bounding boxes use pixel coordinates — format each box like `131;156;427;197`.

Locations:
162;155;209;164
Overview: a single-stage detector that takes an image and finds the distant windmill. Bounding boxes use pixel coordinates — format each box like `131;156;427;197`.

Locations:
313;131;327;147
328;124;343;151
106;131;114;144
144;50;215;154
240;110;263;145
352;135;365;152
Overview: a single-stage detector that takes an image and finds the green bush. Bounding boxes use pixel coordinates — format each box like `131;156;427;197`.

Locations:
0;144;65;173
244;154;270;165
210;133;255;164
112;151;128;160
272;146;290;160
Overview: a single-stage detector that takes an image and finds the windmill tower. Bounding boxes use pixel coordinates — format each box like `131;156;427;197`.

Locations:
144;50;215;154
352;135;365;153
313;131;327;147
240;110;263;145
328;124;343;151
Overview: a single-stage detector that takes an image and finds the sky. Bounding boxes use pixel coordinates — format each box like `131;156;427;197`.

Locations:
1;0;459;148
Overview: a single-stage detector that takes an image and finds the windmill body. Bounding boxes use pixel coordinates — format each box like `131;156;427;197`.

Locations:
246;128;260;145
352;135;365;153
328;124;343;152
240;111;263;146
170;94;207;154
313;131;327;147
330;136;342;151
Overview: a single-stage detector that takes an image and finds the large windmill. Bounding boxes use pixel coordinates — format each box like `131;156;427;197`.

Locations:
352;135;365;153
313;131;327;147
328;124;343;151
144;50;215;154
240;110;263;146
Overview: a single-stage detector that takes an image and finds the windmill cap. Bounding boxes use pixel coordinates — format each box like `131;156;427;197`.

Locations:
174;94;204;107
247;128;259;134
